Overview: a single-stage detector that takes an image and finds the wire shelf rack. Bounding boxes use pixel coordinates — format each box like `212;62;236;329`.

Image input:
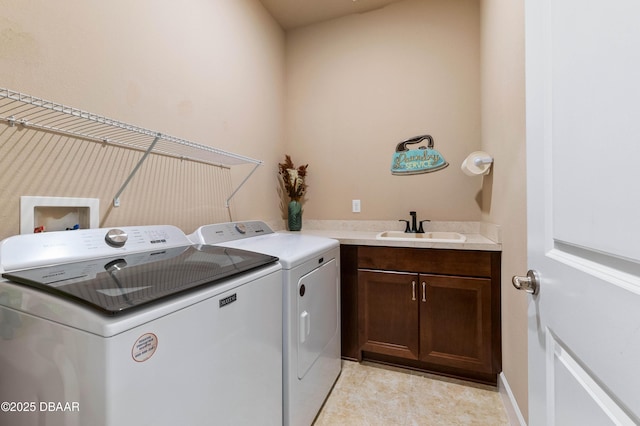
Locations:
0;87;262;207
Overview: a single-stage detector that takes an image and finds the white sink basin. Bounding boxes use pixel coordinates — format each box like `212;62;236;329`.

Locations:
376;231;467;243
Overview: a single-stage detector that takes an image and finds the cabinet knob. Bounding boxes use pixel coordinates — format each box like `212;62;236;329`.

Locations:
422;281;427;302
412;280;416;301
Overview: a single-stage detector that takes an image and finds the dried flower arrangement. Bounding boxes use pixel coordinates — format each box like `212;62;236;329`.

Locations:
278;155;308;202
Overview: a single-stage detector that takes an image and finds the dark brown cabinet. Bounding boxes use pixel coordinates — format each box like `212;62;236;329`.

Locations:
358;270;420;360
419;274;493;374
340;245;501;385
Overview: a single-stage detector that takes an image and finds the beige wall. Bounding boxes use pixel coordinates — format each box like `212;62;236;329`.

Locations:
480;0;528;420
0;0;285;240
284;0;482;222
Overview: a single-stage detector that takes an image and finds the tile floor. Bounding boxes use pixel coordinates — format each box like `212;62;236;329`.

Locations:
314;361;510;426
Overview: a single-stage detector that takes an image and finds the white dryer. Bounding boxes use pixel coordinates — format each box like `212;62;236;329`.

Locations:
189;221;341;426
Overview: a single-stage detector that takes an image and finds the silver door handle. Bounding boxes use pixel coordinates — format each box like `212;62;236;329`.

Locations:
412;280;416;301
422;281;427;302
512;270;540;295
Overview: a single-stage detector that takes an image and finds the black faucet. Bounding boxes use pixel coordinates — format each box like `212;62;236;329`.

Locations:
399;211;430;233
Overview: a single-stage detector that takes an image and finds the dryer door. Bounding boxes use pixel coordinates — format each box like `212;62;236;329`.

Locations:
297;258;338;379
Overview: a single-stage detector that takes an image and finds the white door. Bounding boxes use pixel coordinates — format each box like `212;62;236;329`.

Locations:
524;0;640;424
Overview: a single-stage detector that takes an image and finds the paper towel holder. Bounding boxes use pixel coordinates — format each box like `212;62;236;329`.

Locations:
461;151;493;176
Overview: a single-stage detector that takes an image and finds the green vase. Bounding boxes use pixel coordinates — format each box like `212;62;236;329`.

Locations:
287;200;302;231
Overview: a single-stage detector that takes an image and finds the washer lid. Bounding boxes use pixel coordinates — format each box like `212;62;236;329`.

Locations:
2;245;278;315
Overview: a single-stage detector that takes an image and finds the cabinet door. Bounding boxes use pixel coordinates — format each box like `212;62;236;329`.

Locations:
419;274;493;373
358;270;419;360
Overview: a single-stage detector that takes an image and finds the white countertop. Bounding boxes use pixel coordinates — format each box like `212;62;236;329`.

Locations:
280;220;502;252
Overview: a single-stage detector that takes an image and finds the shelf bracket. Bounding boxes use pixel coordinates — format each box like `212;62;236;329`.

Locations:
113;133;162;207
225;162;262;208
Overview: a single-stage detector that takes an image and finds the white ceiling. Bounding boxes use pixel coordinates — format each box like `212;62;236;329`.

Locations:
258;0;404;30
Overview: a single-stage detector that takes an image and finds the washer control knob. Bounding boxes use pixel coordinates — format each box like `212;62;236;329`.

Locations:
105;229;128;247
234;223;247;234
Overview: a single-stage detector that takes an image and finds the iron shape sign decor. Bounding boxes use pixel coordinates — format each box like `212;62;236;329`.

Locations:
390;134;448;175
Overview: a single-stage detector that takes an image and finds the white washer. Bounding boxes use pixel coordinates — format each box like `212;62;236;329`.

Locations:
189;221;341;426
0;225;283;426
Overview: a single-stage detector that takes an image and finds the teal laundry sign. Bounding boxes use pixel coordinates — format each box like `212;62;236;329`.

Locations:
390;135;448;175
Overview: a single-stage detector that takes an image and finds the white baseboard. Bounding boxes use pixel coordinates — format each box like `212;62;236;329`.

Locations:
498;372;527;426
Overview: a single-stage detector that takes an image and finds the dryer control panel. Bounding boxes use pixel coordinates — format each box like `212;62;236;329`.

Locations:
189;221;274;245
